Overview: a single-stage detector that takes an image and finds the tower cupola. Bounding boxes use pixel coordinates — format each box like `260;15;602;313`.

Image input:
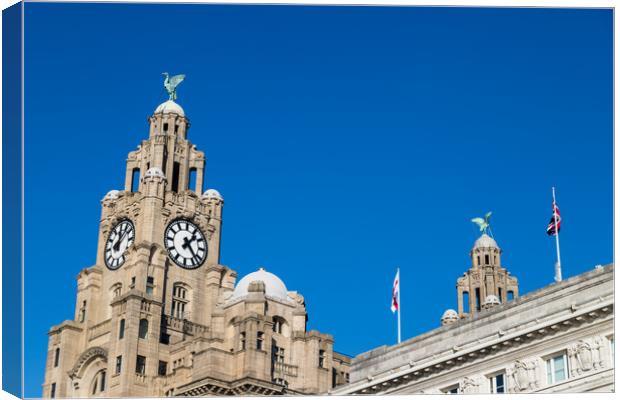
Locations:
148;99;190;139
456;214;519;318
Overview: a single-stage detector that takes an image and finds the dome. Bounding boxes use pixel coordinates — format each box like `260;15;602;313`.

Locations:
202;189;223;201
473;233;498;249
154;100;185;117
143;167;166;179
441;309;459;325
231;267;289;302
103;190;120;200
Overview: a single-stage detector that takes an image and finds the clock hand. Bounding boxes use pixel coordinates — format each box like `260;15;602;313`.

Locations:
182;234;198;257
113;230;129;252
181;234;197;249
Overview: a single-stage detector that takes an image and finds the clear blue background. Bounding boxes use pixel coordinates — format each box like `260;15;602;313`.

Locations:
24;4;612;397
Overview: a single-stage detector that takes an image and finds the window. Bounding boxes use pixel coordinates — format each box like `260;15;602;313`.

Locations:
257;331;264;350
475;288;481;311
546;353;568;385
91;370;106;394
171;162;180;192
139;319;149;339
485;255;490;264
443;385;459;394
79;301;87;323
175;124;179;134
172;284;189;319
240;332;246;350
163;123;169;132
100;370;106;392
507;291;514;301
489;372;505;393
54;348;60;367
319;350;326;368
115;356;122;374
158;361;168;376
130;276;136;289
50;383;56;398
498;288;503;302
273;316;285;334
136;355;146;375
173;285;187;298
146;276;154;295
119;319;125;339
160;332;170;345
273;346;285;363
476;256;480;266
131;168;140;192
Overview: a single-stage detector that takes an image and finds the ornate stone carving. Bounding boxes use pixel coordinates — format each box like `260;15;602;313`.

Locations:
68;346;108;379
568;337;604;376
507;358;539;392
460;376;480;394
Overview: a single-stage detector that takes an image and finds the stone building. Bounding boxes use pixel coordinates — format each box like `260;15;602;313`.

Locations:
42;98;350;398
331;234;614;395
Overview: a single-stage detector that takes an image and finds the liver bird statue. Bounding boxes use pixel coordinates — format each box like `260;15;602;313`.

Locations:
162;72;185;101
471;211;492;234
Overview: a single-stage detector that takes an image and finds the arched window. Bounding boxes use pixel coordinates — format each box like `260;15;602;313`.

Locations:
138;319;149;339
90;369;107;395
171;283;190;319
131;168;140;192
272;316;286;335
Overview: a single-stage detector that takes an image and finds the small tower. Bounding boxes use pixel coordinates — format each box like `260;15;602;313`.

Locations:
456;234;519;318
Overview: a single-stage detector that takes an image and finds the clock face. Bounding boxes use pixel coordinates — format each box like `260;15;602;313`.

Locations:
105;220;135;270
164;219;207;269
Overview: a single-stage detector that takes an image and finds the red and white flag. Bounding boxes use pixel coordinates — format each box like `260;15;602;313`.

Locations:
546;202;562;236
391;269;400;313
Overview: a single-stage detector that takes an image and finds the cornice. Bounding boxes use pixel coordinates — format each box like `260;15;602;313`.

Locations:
333;299;613;395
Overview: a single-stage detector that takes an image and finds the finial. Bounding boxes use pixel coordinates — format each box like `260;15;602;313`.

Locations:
471;211;492;235
162;72;186;101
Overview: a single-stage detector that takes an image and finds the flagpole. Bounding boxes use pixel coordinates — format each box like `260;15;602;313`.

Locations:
397;267;401;344
552;187;562;282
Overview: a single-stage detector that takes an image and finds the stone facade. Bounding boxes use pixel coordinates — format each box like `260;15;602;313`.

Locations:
331;235;614;395
42;99;350;398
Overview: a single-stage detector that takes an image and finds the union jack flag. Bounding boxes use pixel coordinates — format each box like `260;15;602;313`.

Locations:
546;203;561;236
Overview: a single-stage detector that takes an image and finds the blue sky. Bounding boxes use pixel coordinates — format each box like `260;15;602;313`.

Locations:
23;4;612;397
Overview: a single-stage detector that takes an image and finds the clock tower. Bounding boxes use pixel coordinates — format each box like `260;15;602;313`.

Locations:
42;85;350;398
